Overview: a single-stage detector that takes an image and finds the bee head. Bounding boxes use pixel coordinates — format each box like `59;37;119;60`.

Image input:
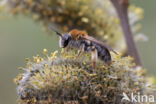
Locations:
59;34;72;48
48;25;72;48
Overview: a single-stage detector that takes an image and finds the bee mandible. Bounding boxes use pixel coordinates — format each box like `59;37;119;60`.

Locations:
49;26;118;70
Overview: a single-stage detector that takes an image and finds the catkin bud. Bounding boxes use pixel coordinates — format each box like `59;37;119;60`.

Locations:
14;49;151;104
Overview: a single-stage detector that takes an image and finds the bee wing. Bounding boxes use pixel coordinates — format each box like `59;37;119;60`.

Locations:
82;36;118;54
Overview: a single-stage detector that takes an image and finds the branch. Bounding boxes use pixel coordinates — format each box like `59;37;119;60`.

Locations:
110;0;143;66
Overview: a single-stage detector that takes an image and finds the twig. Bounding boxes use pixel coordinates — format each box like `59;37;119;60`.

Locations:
110;0;143;66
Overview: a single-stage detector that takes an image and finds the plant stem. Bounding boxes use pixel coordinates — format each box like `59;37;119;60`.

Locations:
110;0;143;66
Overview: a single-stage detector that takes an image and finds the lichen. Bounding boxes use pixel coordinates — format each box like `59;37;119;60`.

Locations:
14;49;149;104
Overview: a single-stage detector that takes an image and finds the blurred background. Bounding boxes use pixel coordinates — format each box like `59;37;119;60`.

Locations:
0;0;155;104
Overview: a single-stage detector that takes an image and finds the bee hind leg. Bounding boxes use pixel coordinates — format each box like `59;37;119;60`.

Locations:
76;44;85;59
91;47;98;71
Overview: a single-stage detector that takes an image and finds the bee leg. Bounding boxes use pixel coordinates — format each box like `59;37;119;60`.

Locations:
76;44;85;59
91;47;97;70
64;46;70;52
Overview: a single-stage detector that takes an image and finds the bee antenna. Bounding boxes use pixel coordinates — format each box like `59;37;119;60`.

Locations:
48;25;62;37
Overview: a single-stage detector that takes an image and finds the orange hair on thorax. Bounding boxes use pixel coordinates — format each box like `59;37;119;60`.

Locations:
69;29;88;40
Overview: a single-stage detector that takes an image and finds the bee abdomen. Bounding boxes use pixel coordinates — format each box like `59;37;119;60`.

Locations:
95;44;111;64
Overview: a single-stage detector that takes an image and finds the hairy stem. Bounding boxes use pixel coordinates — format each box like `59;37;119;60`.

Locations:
110;0;143;66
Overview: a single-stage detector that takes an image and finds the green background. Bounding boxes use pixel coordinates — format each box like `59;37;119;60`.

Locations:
0;0;155;104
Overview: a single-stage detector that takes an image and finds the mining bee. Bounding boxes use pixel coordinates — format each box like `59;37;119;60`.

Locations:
49;26;117;69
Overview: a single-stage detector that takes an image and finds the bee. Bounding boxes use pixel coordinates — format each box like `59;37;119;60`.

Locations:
49;26;117;69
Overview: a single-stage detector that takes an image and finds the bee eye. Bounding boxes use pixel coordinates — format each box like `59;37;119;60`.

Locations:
59;34;72;48
63;39;69;47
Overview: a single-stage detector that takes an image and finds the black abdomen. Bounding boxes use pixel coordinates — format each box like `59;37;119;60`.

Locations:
70;39;111;64
93;43;111;64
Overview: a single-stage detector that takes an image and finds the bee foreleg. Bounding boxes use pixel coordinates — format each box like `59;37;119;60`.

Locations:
77;44;85;59
64;45;70;52
91;47;97;70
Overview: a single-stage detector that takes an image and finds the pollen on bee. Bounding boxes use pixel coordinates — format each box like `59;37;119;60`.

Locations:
91;46;95;49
